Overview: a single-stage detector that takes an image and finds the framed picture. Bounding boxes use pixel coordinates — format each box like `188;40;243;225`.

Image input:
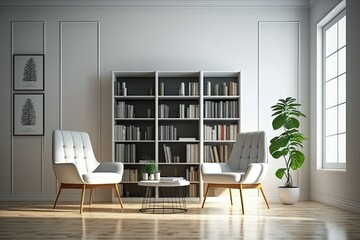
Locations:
13;54;44;91
13;93;44;136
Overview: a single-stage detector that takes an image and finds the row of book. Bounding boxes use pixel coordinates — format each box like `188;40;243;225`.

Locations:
204;124;238;140
159;81;199;96
203;144;233;163
185;167;199;182
205;81;238;96
122;168;138;182
115;143;136;163
162;144;199;163
114;101;135;118
179;104;200;118
114;125;153;140
204;100;239;118
159;125;177;140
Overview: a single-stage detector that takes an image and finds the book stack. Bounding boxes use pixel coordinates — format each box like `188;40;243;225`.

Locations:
204;101;238;118
203;144;233;163
114;81;127;96
114;125;141;140
163;144;172;163
186;167;198;181
122;169;138;182
186;144;199;163
115;101;135;118
188;184;198;197
159;104;170;118
203;124;238;140
115;143;136;163
159;125;177;140
206;81;238;96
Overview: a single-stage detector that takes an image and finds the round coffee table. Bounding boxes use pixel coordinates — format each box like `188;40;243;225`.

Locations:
138;180;190;214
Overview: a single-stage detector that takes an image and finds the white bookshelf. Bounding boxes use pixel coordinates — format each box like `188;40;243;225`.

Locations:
112;70;241;201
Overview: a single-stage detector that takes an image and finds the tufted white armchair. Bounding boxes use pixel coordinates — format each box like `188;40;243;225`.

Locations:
201;131;270;214
52;129;124;213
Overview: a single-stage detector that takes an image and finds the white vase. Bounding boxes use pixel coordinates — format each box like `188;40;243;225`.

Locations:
142;173;148;181
149;173;155;180
155;172;161;180
278;187;300;205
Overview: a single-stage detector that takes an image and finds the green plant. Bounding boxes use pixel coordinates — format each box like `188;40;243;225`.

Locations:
269;97;307;187
142;161;157;174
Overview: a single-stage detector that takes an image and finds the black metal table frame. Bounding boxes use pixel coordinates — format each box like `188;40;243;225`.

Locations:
139;185;188;214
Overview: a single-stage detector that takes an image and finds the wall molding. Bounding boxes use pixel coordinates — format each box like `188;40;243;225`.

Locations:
311;191;360;213
0;0;312;8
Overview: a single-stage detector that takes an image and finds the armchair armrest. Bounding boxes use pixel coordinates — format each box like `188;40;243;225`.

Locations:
240;163;268;184
52;163;84;184
94;162;124;176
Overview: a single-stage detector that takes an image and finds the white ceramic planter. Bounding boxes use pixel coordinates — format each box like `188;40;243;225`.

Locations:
149;173;155;180
278;187;300;205
155;172;161;180
142;173;148;181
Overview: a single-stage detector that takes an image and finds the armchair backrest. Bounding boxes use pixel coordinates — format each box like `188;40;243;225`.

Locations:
227;131;267;171
52;130;99;175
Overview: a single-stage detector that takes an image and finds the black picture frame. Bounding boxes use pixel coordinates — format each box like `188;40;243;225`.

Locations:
13;93;44;136
13;54;44;91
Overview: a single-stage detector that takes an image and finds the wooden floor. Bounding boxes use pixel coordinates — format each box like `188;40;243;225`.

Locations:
0;201;359;239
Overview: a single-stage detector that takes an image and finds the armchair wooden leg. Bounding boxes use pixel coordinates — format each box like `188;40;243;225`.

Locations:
201;185;210;208
229;188;233;205
114;184;124;209
80;185;86;214
259;184;270;209
53;183;63;209
239;184;244;214
89;188;93;206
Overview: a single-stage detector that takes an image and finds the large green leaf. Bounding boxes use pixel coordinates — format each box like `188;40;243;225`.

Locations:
290;151;305;170
284;117;300;129
272;114;287;130
269;135;289;154
275;168;286;179
271;149;289;159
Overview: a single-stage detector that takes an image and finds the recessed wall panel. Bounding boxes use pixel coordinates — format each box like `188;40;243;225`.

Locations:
12;21;44;194
61;22;99;155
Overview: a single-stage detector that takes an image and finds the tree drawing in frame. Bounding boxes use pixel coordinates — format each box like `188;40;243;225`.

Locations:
13;94;44;136
23;58;38;82
21;98;37;126
13;54;44;91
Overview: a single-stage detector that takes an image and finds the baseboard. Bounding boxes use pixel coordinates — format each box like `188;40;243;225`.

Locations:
311;191;360;213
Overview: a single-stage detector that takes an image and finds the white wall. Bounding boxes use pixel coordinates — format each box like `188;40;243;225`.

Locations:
0;3;309;201
309;0;360;212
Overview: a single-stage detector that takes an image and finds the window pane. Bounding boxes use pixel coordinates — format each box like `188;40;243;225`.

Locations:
339;16;346;48
338;47;346;75
326;107;337;136
338;134;346;163
326;54;337;81
326;24;337;56
326;135;337;163
338;74;346;104
338;103;346;133
326;79;337;108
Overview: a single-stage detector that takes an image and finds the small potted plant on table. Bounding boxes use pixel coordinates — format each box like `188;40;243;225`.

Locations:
142;162;158;181
269;97;307;204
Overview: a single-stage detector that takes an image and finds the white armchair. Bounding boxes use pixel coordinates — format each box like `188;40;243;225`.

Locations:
52;129;124;213
201;131;270;214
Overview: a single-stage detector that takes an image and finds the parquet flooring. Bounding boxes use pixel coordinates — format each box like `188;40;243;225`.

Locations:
0;201;359;239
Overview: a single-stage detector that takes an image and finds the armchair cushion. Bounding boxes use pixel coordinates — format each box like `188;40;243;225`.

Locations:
83;172;122;184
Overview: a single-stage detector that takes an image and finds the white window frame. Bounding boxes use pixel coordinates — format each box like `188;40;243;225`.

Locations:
316;1;346;170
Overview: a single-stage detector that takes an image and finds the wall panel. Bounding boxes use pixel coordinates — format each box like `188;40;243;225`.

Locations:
60;21;100;156
11;21;45;194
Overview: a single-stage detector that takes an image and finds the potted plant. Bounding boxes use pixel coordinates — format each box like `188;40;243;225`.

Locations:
269;97;307;204
142;162;157;181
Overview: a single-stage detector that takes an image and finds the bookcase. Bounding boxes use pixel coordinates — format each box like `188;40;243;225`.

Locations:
112;71;241;201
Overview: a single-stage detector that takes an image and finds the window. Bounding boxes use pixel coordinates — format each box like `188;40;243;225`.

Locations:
322;10;346;169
